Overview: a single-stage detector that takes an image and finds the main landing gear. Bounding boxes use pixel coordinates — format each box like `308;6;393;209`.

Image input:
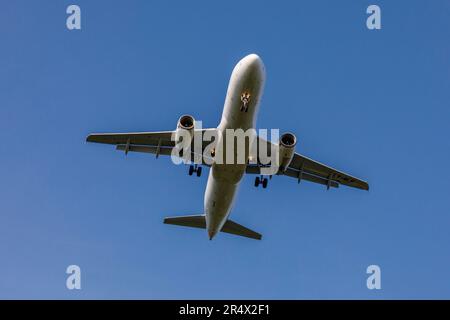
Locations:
254;175;268;188
188;164;202;177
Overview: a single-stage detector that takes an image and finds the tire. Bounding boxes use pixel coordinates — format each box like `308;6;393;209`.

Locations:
188;165;194;176
254;177;260;187
196;166;202;177
262;178;268;189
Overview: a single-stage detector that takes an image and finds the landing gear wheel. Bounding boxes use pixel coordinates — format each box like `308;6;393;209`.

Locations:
196;166;202;177
188;165;194;176
262;178;268;189
254;176;260;187
240;92;251;112
240;105;249;112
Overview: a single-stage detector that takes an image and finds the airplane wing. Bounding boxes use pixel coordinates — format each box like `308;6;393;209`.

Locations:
87;130;368;190
246;138;369;191
86;131;175;147
86;129;216;165
285;153;369;190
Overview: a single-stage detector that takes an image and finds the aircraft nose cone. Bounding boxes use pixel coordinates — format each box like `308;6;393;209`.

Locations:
243;53;264;74
245;53;261;63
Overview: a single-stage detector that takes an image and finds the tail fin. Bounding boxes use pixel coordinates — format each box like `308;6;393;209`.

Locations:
163;215;262;240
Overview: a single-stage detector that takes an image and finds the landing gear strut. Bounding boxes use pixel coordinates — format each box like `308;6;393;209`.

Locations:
188;164;202;177
254;175;268;188
240;92;251;112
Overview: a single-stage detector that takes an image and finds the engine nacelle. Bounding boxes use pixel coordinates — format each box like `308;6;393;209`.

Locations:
175;114;195;146
278;132;297;172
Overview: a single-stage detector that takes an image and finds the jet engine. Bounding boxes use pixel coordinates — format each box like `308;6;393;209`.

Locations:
278;132;297;172
175;114;195;145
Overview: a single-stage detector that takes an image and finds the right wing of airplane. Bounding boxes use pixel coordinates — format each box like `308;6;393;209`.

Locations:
246;137;369;191
284;153;369;190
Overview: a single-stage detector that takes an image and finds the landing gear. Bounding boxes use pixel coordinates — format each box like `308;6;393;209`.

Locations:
254;175;268;188
240;105;248;112
262;178;268;188
240;92;251;112
188;164;202;177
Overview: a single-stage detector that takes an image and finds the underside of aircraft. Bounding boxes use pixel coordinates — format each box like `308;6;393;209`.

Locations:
86;54;369;240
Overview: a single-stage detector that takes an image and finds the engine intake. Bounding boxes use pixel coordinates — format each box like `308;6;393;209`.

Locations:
175;114;195;146
178;114;195;131
278;132;297;172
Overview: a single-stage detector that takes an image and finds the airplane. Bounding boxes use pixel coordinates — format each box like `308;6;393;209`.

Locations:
86;54;369;241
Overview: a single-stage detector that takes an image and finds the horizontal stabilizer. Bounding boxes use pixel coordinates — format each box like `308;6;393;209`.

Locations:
163;215;262;240
221;219;262;240
163;215;206;229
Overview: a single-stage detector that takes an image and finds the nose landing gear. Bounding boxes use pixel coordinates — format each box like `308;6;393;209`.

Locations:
254;175;268;188
240;91;251;112
188;164;202;177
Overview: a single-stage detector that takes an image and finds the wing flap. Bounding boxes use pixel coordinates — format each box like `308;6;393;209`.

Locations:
116;144;174;156
283;167;339;188
246;165;339;188
116;144;213;165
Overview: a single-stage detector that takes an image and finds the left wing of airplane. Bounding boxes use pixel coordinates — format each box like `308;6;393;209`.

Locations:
86;131;175;148
86;129;216;164
87;130;175;156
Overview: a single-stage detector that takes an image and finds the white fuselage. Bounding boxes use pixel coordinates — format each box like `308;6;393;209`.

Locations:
204;54;265;239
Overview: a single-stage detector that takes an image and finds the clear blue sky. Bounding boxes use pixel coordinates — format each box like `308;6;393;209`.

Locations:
1;1;450;299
